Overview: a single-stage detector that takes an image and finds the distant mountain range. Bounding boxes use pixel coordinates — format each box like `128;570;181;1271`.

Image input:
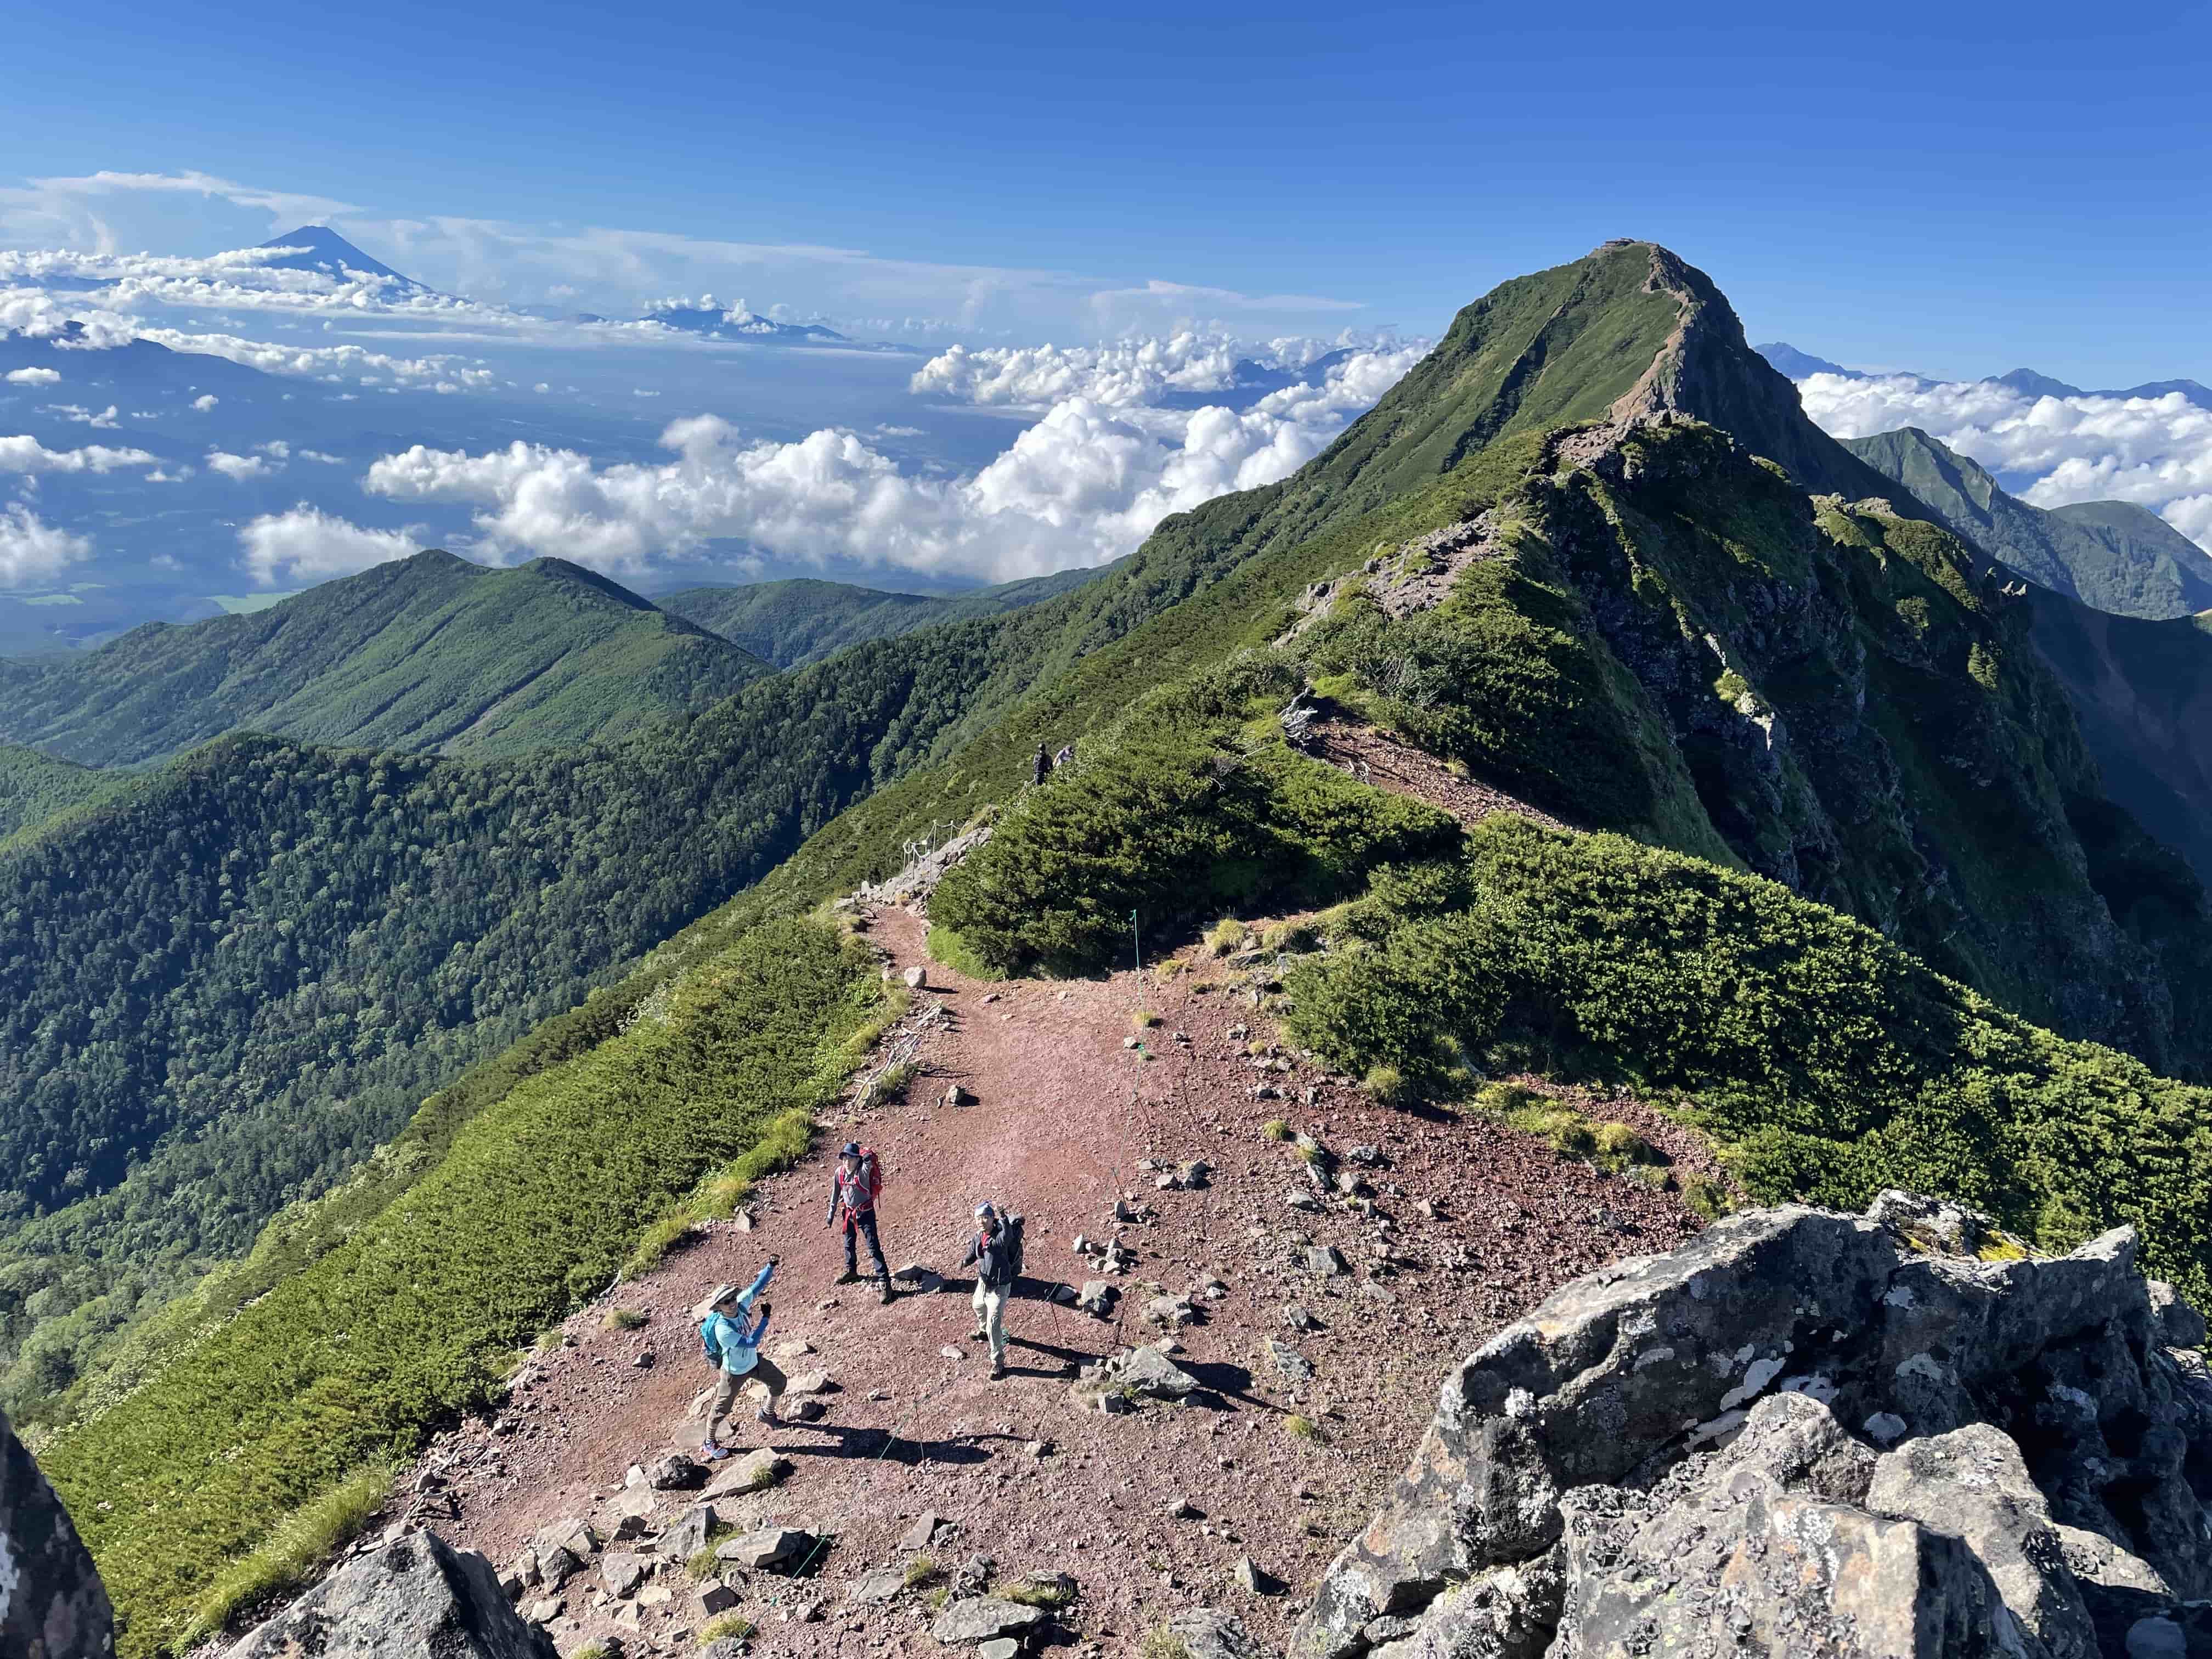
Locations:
0;552;771;766
1844;426;2212;619
661;565;1110;668
639;302;849;346
1757;341;2212;409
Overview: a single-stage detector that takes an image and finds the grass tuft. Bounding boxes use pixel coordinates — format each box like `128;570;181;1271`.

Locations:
1284;1413;1326;1443
1261;1119;1292;1142
179;1464;393;1649
904;1556;939;1588
698;1613;755;1643
1680;1172;1731;1221
1362;1064;1409;1108
603;1306;648;1331
1206;918;1248;957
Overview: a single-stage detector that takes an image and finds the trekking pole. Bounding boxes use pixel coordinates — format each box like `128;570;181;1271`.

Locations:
1131;909;1142;974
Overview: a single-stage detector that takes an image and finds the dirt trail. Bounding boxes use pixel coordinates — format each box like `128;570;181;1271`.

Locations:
382;873;1720;1657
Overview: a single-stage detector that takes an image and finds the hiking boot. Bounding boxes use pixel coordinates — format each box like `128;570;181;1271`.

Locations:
969;1328;989;1341
699;1440;732;1462
757;1404;784;1427
834;1269;861;1286
988;1362;1008;1381
878;1279;894;1305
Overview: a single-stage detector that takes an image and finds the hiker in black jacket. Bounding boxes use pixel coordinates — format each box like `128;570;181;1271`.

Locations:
962;1201;1019;1380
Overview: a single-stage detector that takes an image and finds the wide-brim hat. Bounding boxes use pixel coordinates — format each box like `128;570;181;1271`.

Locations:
694;1283;740;1319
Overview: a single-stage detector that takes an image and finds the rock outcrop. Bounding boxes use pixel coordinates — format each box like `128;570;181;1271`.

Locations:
226;1530;557;1659
1294;1193;2212;1659
2;1408;114;1659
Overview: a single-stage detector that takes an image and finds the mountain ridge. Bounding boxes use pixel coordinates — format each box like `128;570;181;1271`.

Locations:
1844;425;2212;618
0;550;770;765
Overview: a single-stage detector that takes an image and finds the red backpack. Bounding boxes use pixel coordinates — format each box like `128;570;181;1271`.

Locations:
852;1147;883;1205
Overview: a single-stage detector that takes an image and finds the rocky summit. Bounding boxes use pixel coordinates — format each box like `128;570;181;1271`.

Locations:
1295;1192;2212;1659
222;1529;556;1659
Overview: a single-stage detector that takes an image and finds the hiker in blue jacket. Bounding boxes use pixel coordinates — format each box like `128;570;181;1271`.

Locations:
697;1256;786;1459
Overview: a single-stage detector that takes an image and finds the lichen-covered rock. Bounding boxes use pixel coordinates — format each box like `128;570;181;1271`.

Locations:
928;1595;1046;1645
225;1530;556;1658
2;1408;115;1659
1291;1195;2212;1659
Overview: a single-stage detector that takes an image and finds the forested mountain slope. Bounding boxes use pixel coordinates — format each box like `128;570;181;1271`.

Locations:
1846;426;2212;618
9;237;2212;1446
660;566;1107;669
0;551;770;765
0;746;121;840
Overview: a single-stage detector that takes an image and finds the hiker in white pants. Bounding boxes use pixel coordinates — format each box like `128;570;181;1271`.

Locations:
962;1202;1017;1380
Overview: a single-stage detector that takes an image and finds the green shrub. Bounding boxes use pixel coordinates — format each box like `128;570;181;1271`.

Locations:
1592;1122;1658;1169
698;1615;755;1643
1281;816;2212;1303
1140;1633;1199;1659
573;1643;619;1659
178;1464;392;1649
1362;1065;1410;1108
1207;918;1249;957
904;1556;940;1588
1680;1173;1732;1221
926;923;1000;981
602;1307;648;1331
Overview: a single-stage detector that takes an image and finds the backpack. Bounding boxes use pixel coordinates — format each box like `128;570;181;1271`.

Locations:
859;1147;883;1203
1002;1211;1025;1280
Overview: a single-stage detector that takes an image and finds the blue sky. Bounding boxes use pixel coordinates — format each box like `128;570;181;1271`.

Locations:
4;0;2207;383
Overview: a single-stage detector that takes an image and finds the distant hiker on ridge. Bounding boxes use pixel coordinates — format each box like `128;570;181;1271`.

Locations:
962;1200;1024;1380
827;1141;891;1304
1032;741;1051;787
697;1257;785;1460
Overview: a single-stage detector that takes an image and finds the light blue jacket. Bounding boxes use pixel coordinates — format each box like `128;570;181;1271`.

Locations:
699;1261;774;1375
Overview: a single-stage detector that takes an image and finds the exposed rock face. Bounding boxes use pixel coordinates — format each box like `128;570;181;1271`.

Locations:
1;1408;114;1659
1294;1193;2212;1659
226;1529;556;1658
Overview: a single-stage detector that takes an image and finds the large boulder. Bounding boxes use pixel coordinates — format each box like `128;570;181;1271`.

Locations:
225;1530;556;1658
2;1408;115;1659
1293;1195;2212;1659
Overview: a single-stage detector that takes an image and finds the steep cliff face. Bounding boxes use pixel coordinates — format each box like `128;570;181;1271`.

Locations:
2;1408;114;1658
1299;409;2212;1071
1294;1194;2212;1659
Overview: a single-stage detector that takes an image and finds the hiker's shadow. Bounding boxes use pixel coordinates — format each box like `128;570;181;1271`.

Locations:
776;1420;989;1469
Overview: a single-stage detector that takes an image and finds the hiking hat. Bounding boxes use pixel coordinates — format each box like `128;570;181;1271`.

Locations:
704;1282;740;1310
841;1142;862;1158
974;1201;997;1222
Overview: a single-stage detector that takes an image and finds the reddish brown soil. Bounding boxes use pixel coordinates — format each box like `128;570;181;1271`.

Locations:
1304;717;1575;834
391;900;1723;1657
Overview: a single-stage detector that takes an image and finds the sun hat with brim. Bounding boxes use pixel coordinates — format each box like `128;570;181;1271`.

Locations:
693;1283;741;1319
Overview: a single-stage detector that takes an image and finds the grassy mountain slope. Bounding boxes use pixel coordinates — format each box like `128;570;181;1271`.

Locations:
0;551;770;765
1844;426;2212;618
660;566;1108;669
0;746;122;840
35;240;2212;1654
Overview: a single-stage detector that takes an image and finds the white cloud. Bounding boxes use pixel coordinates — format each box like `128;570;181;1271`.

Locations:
1796;373;2212;551
0;435;157;473
42;402;120;428
4;366;59;386
911;332;1248;409
190;394;218;411
362;340;1423;583
238;505;419;584
134;326;494;390
206;449;275;481
2;170;1374;338
0;501;93;585
0;286;138;347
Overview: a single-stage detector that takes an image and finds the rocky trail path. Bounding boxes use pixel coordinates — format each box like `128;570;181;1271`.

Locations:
381;768;1722;1658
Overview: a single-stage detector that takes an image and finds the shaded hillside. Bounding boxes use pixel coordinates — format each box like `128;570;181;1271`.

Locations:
2027;592;2212;885
1846;426;2212;618
0;551;771;765
0;747;121;840
660;565;1107;669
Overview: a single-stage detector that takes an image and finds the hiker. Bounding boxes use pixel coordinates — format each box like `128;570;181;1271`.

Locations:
827;1141;891;1303
962;1201;1023;1380
697;1256;786;1459
1054;743;1074;770
1032;741;1051;787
